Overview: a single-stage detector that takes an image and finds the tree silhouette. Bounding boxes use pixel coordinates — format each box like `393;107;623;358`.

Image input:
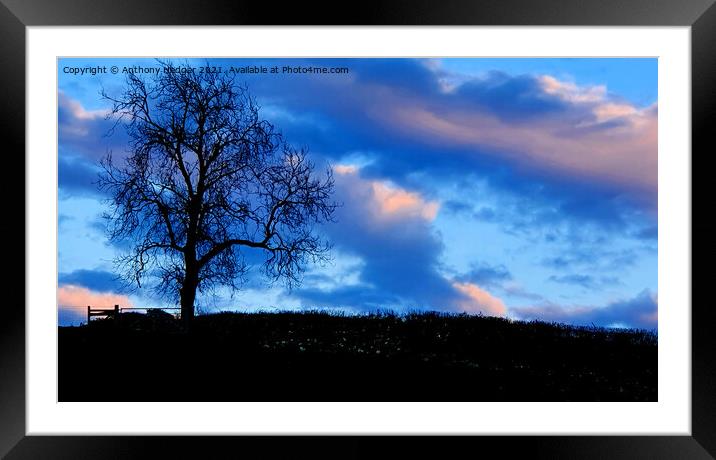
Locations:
99;64;336;325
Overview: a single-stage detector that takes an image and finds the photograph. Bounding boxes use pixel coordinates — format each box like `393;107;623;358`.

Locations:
57;57;658;402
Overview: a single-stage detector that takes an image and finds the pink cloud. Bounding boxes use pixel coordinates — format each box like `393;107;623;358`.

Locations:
333;164;359;175
58;92;128;164
332;165;509;318
452;281;507;316
387;100;657;194
58;284;132;308
59;91;108;121
58;92;109;138
370;182;439;221
539;75;607;104
334;164;440;222
347;72;657;199
591;102;638;124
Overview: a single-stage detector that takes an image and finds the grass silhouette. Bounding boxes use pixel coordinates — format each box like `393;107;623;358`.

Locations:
58;310;656;401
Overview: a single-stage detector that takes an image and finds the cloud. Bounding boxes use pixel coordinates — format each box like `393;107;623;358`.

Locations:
500;282;545;302
238;58;656;258
259;60;656;202
58;284;132;308
335;164;439;222
63;59;657;235
58;91;125;161
548;274;621;290
538;75;606;104
542;247;639;272
510;289;657;330
454;72;568;120
333;164;359;175
591;102;638;124
57;283;133;325
455;262;512;288
59;91;109;121
58;155;102;197
633;225;658;240
291;284;400;312
59;269;124;293
292;167;503;316
58;93;130;197
452;282;507;316
370;181;440;221
452;262;543;303
58;214;74;229
385;98;656;194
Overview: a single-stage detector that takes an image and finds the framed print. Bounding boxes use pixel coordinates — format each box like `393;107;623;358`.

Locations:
3;0;715;458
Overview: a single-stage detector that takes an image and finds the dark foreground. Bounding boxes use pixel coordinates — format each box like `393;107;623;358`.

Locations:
59;311;657;401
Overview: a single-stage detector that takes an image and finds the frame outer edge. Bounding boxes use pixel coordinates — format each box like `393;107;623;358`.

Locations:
0;1;26;459
4;0;715;458
692;1;716;458
0;0;715;25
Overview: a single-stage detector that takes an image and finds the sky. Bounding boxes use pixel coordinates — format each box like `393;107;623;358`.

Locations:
57;57;658;330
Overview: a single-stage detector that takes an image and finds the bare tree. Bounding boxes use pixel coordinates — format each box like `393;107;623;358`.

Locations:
99;64;336;325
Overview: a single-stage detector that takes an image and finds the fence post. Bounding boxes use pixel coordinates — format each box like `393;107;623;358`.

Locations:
87;305;90;325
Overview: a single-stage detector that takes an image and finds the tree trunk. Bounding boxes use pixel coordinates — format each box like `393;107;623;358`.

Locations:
179;274;198;328
182;197;201;329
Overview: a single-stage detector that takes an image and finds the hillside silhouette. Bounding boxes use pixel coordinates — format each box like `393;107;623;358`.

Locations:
58;310;656;402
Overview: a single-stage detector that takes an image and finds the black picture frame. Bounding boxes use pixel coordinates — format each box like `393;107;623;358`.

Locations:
2;1;713;458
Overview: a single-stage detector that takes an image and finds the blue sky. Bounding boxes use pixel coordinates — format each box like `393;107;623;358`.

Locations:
57;58;657;330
